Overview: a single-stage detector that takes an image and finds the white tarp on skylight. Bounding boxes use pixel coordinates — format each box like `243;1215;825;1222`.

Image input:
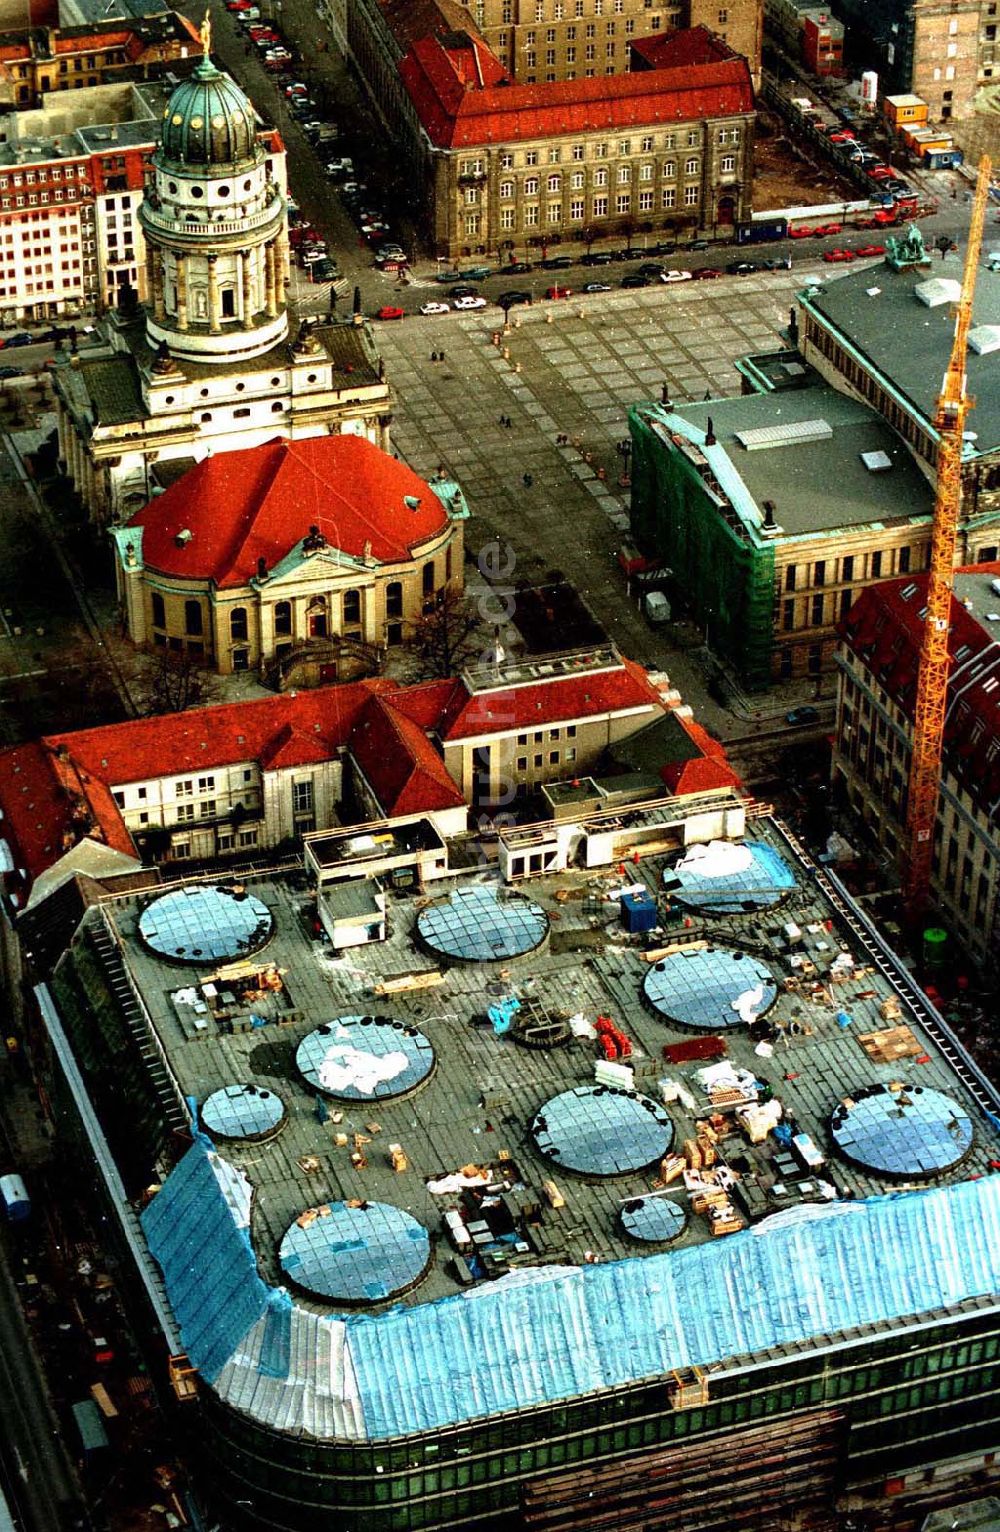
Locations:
914;277;961;308
968;325;1000;356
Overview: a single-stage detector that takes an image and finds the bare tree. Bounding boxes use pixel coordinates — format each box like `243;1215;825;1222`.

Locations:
405;587;482;680
137;646;218;716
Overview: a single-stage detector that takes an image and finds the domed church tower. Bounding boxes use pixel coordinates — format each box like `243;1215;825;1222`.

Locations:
138;13;288;364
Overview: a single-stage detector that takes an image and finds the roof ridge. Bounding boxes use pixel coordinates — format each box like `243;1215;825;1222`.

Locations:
215;440;290;586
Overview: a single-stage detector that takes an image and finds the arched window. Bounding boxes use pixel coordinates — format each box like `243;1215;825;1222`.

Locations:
184;600;203;636
343;589;361;627
385;582;402;619
151;591;165;628
273;600;292;636
230;607;248;641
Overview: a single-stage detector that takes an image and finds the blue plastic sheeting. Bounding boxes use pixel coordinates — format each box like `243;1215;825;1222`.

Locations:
346;1176;1000;1438
260;1288;293;1380
141;1138;269;1384
146;1142;1000;1441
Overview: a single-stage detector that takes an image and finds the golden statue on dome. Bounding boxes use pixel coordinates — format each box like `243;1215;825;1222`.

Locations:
200;8;212;55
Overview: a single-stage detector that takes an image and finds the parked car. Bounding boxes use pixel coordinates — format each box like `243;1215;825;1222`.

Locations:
435;269;466;284
823;248;856;263
4;332;34;347
660;269;693;283
499;261;532;274
497;289;533;306
376;306;405;320
620;273;651;288
638;262;665;278
854;243;885;258
725;261;758;275
326;158;354;177
544;285;572;299
789;227;814;239
449;285;479;299
457;265;492;281
454;294;487;309
309;259;338;282
580;251;612;265
0;365;22;378
420;301;451;315
786;706;820;727
691;267;722;280
541;255;573;269
812;223;842;236
688;239;709;251
582;281;612;292
868;166;893;180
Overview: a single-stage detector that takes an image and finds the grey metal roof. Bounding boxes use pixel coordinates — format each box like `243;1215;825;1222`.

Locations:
802;258;1000;457
664;385;934;539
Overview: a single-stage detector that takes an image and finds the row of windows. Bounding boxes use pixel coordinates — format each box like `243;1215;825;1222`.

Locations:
484;184;697;230
472;127;737;173
0;166;88;189
496;157;713;196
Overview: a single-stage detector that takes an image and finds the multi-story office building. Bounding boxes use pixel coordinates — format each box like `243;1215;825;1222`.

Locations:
396;25;754;258
834;562;1000;967
0;13;199;107
26;802;1000;1532
831;0;992;122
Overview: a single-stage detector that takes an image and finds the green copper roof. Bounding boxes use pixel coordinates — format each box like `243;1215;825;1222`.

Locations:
159;58;259;171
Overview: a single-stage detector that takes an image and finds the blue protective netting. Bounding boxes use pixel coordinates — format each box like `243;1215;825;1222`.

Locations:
146;1143;1000;1439
140;1139;269;1384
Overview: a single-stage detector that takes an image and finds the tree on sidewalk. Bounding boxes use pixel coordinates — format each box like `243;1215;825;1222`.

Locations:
136;646;218;715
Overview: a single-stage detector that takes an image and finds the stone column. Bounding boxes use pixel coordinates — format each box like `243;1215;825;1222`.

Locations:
239;250;252;321
275;234;289;296
175;253;188;331
264;241;277;319
208;256;220;334
148;246;165;321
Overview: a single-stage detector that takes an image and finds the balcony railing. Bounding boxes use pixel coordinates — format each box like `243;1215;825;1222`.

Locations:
140;199;282;239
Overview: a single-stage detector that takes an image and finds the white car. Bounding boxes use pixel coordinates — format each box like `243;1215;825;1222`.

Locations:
420;301;451;315
660;269;694;283
453;294;487;310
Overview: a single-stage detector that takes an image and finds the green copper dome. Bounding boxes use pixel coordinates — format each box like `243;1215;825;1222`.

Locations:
159;58;259;170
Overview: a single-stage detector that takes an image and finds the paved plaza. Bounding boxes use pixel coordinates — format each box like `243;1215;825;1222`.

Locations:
376;272;807;732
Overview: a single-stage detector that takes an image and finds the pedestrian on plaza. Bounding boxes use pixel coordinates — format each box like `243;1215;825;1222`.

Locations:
440;350;446;361
431;351;438;363
523;472;533;488
506;416;513;429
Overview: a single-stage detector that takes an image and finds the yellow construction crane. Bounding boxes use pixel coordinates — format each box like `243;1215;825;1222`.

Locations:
903;154;992;919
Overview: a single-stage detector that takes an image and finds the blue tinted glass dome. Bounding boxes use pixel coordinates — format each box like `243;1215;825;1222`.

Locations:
160;58;259;170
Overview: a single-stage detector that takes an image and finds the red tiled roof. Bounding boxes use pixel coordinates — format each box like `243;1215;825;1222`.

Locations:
0;742;138;888
398;27;753;148
840;565;1000;818
437;655;664;740
129;438;450;589
629;24;739;69
350;694;466;816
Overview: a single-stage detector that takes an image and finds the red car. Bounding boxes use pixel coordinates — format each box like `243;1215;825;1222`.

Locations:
868;166;892;180
376;306;405;320
823;248;856;263
790;226;814;239
691;267;722;279
812;223;842;237
854;243;885;258
545;285;572;299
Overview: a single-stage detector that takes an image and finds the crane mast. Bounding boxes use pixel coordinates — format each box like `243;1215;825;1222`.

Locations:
903;154;992;918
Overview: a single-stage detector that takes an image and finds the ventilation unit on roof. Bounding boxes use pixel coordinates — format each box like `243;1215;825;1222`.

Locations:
861;450;893;472
759;499;783;537
914;277;961;308
403;495;421;511
968;325;1000;356
735;419;832;451
174;528;192;547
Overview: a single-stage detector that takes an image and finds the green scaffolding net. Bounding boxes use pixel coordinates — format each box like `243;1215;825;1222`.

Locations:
629;404;776;691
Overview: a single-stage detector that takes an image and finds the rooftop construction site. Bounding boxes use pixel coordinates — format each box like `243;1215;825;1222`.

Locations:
38;788;1000;1532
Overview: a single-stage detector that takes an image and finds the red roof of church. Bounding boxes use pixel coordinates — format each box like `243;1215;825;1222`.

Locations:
350;694;466;816
128;437;451;588
398;26;753;149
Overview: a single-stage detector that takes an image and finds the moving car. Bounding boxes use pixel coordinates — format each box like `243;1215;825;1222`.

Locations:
660;269;693;283
454;294;487;309
420;301;451;315
497;289;532;306
435;269;466;284
786;706;820;727
376;306;405;320
638;263;665;277
582;281;612;292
